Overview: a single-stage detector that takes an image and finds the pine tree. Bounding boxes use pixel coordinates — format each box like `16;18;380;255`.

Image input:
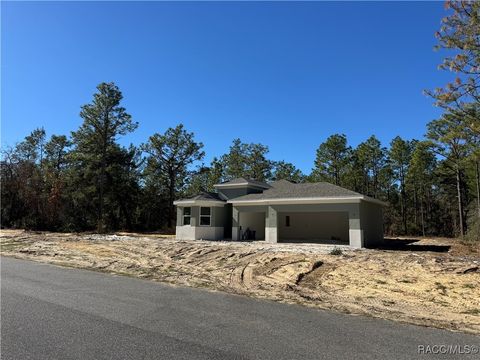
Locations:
142;124;204;228
273;161;304;183
220;139;273;181
427;110;470;237
389;136;414;234
70;82;138;232
312;134;351;186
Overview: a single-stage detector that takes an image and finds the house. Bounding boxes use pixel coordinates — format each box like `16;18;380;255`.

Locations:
173;178;387;248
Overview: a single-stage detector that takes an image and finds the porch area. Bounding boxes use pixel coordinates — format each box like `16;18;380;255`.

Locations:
231;203;364;248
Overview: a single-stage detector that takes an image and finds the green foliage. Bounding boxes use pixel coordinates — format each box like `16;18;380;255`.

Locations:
329;247;343;256
218;139;274;182
185;158;225;196
2;42;480;241
69;82;138;232
405;142;437;235
465;206;480;243
353;135;388;198
426;1;480;113
142;124;204;228
389;136;414;234
312;134;350;186
273;161;304;183
426;109;472;237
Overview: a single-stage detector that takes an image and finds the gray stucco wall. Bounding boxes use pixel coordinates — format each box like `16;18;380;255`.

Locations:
175;206;198;226
360;201;384;247
233;203;360;220
176;200;383;247
277;212;349;242
176;207;182;226
213;206;227;227
176;205;226;227
233;202;367;247
238;212;266;240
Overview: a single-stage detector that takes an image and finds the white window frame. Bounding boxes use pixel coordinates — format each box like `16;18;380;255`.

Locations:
183;207;191;226
199;207;212;227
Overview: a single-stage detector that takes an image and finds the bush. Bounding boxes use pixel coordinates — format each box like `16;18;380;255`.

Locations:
329;247;343;256
465;211;480;243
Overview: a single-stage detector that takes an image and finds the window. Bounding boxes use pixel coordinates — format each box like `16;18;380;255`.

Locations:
183;207;191;225
285;215;290;227
200;207;211;226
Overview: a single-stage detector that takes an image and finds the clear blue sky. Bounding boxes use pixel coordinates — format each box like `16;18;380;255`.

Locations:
2;1;451;173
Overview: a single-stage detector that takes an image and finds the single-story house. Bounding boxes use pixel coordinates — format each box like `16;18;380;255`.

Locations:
173;178;387;248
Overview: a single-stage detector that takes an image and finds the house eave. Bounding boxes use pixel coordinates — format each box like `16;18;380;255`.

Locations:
173;200;226;207
214;183;270;190
361;196;389;206
228;196;388;206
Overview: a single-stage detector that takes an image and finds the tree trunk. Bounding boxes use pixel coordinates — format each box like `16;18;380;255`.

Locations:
168;170;175;229
456;165;465;238
413;185;418;230
400;183;407;235
98;161;106;233
476;160;480;218
118;195;133;231
97;116;109;233
420;196;425;237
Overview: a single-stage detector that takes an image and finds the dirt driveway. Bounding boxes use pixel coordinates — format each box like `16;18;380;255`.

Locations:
1;230;479;334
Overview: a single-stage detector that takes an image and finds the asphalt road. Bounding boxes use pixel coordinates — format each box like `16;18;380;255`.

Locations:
1;257;478;360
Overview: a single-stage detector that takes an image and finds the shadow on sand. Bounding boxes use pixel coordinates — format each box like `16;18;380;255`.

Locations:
374;238;451;253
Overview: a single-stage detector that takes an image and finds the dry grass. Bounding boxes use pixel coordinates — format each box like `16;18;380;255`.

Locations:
1;229;479;334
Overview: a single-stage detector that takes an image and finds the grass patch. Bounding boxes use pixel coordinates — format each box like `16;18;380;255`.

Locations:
461;309;480;316
435;282;448;295
432;299;449;307
0;242;25;251
382;300;395;306
398;279;416;284
329;247;343;256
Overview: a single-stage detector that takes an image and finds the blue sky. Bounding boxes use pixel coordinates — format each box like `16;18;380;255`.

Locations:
2;1;451;173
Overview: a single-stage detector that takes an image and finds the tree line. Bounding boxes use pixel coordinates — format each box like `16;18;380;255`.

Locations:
1;1;479;240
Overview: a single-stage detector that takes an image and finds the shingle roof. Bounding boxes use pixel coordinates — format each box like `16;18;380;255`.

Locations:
229;179;364;201
214;177;271;189
176;191;225;202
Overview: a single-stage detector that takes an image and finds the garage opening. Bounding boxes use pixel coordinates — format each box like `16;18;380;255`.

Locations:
238;212;265;241
278;212;349;244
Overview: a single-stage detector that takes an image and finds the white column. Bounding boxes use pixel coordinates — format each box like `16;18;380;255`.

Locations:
265;206;278;243
349;204;364;248
232;206;240;241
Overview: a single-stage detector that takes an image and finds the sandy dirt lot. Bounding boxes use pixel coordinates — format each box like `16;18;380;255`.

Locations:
1;230;479;334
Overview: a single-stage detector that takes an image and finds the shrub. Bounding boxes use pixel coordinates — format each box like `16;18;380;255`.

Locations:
465;210;480;243
330;247;343;256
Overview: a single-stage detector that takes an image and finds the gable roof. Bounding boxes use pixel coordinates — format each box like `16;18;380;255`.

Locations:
214;177;271;189
181;192;224;202
228;180;387;206
173;191;225;206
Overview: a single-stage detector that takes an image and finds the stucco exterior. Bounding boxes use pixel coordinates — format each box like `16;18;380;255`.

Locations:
231;202;370;247
174;179;386;248
175;205;226;240
360;201;384;247
278;212;349;242
238;211;266;240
